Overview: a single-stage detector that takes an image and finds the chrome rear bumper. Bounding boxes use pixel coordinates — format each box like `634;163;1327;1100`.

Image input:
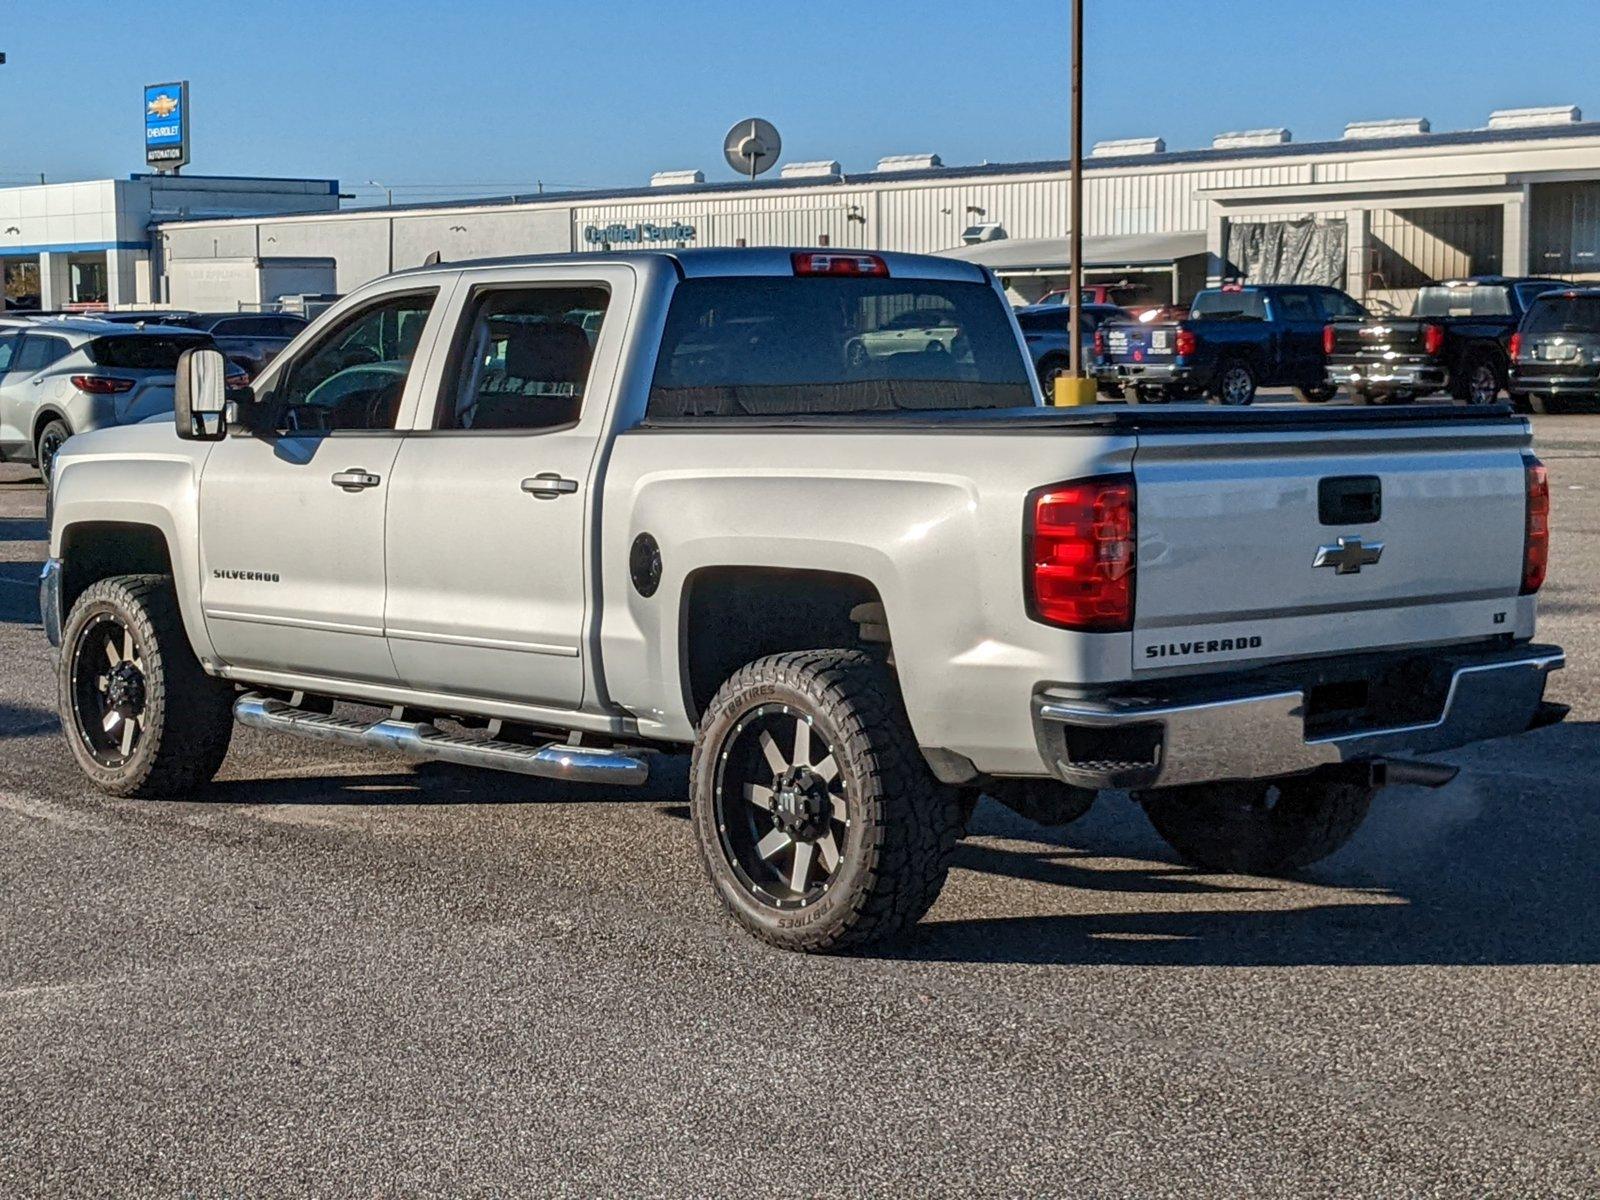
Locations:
1033;645;1564;791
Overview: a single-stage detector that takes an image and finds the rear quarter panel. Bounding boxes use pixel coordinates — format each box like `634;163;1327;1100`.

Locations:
599;426;1136;773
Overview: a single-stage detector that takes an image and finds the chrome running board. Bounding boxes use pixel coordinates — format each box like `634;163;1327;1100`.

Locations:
234;693;650;786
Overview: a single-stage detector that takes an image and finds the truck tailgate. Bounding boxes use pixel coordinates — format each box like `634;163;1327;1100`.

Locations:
1104;322;1177;363
1132;419;1534;673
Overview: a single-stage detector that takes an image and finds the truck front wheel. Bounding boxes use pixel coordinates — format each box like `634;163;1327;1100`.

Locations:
689;650;961;952
1136;775;1375;875
58;574;235;798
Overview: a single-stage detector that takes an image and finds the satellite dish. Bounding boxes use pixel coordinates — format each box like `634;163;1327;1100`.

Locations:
724;117;782;181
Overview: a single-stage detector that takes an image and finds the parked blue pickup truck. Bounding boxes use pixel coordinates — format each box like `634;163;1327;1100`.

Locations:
1097;284;1368;404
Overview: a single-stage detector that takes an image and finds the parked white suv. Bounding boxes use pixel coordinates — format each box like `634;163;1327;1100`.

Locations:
41;248;1565;952
0;318;240;479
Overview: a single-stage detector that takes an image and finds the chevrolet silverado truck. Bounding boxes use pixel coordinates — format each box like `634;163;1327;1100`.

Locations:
1097;284;1366;405
41;248;1565;953
1325;276;1567;406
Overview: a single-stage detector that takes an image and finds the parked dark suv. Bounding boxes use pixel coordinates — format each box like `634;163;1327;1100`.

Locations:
1510;288;1600;413
99;312;308;380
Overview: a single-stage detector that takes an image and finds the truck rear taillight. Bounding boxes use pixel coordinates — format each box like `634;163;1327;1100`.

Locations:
791;252;889;277
1423;323;1445;356
69;376;135;395
1174;329;1197;357
1093;329;1105;356
1509;332;1523;362
1322;324;1336;355
1522;455;1549;595
1027;475;1135;632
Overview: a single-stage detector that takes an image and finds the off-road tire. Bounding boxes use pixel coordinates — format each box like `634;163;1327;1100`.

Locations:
58;574;234;798
1136;775;1375;875
1454;356;1502;405
689;650;961;953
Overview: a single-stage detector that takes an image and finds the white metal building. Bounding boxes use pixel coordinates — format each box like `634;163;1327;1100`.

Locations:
0;175;339;310
109;104;1600;311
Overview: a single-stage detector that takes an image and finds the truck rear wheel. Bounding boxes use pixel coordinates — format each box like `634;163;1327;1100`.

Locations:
1212;361;1257;406
1136;775;1375;875
689;650;961;953
58;574;235;798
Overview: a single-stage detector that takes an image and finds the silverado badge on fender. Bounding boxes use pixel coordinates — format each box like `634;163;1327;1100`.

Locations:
1313;536;1384;575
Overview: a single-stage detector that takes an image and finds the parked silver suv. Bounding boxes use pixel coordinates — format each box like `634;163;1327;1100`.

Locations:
0;318;239;479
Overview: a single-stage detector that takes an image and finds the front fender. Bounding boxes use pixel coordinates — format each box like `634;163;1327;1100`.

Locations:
50;436;216;667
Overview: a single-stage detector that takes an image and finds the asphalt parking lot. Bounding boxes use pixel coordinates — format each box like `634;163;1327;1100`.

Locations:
2;410;1598;1197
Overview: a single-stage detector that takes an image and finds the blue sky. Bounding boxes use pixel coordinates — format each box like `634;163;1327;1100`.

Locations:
2;0;1596;204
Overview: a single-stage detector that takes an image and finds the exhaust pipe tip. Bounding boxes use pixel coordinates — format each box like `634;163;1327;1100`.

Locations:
1369;758;1461;790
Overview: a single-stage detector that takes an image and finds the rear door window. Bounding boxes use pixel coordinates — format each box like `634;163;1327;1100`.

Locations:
648;275;1032;418
1275;290;1319;322
12;334;72;374
435;286;608;431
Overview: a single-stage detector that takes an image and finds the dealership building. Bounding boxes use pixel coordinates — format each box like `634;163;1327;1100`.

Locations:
7;103;1600;315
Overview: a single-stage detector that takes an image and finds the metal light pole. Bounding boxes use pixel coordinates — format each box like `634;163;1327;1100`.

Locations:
1056;0;1096;405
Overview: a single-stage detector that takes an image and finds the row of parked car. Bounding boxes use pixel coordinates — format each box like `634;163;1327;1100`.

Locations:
0;310;306;480
1018;277;1600;411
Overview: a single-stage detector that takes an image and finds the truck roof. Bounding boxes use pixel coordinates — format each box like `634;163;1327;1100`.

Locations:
387;246;990;284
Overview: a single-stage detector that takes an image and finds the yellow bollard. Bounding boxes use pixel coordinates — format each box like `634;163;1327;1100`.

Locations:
1052;375;1098;407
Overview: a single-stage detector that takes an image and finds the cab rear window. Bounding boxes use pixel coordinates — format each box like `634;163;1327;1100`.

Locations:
1189;290;1268;321
86;334;213;370
647;276;1032;418
1414;286;1511;318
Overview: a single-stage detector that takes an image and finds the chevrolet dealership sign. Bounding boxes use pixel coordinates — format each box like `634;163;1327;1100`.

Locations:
145;81;190;172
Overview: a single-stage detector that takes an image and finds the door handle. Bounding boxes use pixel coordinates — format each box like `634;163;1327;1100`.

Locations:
331;468;381;492
522;473;579;499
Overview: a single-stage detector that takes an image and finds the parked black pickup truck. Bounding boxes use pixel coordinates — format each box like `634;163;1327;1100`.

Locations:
1324;276;1566;405
1509;287;1600;413
1096;284;1365;405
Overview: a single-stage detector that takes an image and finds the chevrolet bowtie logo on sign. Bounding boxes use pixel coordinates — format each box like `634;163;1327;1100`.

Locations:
1313;536;1385;575
146;93;179;119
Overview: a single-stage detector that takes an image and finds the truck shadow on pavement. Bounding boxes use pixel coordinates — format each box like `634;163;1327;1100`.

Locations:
877;729;1600;969
0;702;58;739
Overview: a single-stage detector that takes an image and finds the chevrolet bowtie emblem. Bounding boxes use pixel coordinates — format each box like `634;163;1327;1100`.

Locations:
147;93;179;118
1313;536;1384;575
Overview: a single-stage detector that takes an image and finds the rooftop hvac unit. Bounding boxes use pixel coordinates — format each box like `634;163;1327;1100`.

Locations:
1211;128;1291;150
649;169;705;188
1343;117;1430;139
961;222;1006;245
1090;137;1165;158
1488;105;1582;130
875;153;942;172
780;160;843;179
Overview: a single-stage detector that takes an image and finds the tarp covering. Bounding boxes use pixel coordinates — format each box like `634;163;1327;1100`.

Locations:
937;232;1207;271
1226;218;1348;287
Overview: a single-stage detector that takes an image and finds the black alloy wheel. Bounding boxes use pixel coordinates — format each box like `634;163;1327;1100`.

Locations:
69;612;149;766
713;703;849;908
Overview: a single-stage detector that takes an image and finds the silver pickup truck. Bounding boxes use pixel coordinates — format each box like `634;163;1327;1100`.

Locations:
40;248;1565;953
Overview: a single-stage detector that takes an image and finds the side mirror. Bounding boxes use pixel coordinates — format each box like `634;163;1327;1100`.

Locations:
175;347;228;441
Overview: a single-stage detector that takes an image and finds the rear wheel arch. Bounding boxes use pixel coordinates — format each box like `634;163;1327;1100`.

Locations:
678;566;894;723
